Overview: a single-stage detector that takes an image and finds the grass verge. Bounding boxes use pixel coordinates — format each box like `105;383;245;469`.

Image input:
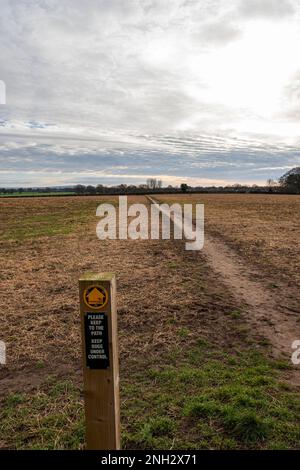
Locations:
1;334;299;449
121;346;299;450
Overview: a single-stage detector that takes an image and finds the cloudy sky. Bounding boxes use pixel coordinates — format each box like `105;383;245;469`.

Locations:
1;0;300;187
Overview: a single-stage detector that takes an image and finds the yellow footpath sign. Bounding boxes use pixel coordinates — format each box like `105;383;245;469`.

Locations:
83;285;108;309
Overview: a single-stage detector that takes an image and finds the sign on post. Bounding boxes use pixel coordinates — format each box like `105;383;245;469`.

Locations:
79;272;120;450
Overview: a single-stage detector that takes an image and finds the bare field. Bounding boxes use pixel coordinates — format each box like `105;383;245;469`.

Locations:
157;194;300;289
157;194;300;365
0;195;299;450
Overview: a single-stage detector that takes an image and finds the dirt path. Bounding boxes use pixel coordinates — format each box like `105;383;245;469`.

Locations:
149;196;300;382
203;235;299;358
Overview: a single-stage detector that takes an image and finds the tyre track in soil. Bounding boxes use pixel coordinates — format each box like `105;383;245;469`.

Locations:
148;196;300;386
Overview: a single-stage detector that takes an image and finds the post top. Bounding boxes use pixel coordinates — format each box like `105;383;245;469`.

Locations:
79;272;115;282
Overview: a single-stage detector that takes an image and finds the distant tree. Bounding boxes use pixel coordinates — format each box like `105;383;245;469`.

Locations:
266;178;277;193
86;185;96;194
96;184;105;194
279;172;300;194
180;183;188;193
74;184;86;195
127;185;137;192
146;178;155;189
117;184;127;193
146;178;162;190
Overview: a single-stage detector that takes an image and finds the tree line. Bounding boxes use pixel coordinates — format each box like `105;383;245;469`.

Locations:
1;170;299;195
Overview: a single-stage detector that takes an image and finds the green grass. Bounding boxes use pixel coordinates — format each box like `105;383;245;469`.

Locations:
121;348;300;450
0;192;76;197
177;327;190;338
1;212;85;240
227;310;241;319
166;260;178;269
1;345;299;450
0;380;84;450
0;199;118;241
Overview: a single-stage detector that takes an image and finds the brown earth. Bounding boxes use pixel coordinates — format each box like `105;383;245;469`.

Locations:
0;195;270;397
0;194;299;449
156;194;300;382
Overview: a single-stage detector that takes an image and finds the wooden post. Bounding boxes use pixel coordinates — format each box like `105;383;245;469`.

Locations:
79;272;120;450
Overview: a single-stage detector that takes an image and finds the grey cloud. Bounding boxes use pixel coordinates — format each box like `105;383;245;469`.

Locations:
193;20;241;46
281;70;300;120
1;131;299;186
0;0;242;131
239;0;294;19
